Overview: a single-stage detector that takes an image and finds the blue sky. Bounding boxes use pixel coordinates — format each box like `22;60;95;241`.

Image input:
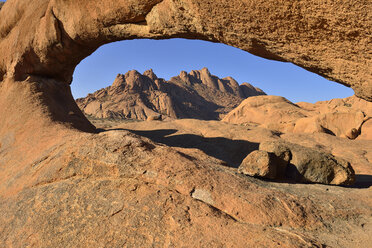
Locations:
0;0;353;103
72;39;353;103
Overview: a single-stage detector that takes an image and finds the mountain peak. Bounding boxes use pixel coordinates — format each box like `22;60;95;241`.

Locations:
143;69;158;80
201;67;211;76
111;73;126;87
125;69;141;78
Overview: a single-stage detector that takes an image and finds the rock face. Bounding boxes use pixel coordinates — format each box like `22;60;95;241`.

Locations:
293;111;366;138
98;119;372;246
0;0;371;142
0;0;371;102
359;119;372;140
222;95;308;132
76;68;265;120
223;95;372;140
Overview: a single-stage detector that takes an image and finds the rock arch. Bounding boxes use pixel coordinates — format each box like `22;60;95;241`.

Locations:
0;2;372;246
0;0;371;133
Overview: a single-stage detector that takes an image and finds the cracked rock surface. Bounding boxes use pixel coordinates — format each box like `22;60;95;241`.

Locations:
0;0;371;247
1;122;372;247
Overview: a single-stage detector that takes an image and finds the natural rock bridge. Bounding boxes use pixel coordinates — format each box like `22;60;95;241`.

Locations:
0;1;371;247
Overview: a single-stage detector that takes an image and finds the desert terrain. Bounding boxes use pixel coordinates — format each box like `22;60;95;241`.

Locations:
0;0;371;247
77;68;372;247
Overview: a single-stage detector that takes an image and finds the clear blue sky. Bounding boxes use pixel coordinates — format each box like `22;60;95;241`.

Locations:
0;0;353;103
72;39;353;103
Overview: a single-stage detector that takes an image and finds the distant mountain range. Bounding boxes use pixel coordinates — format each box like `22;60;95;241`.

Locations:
76;68;266;120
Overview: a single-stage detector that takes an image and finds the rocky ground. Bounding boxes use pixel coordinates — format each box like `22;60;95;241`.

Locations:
0;78;371;247
78;117;372;247
1;115;371;247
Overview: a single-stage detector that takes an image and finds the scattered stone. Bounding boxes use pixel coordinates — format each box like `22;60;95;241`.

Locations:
191;188;214;205
147;114;162;121
345;128;360;140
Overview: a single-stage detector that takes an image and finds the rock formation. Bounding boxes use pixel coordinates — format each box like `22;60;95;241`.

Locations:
223;95;372;140
256;140;355;185
76;68;265;120
359;119;372;140
104;118;372;246
0;0;371;103
238;150;279;179
0;0;372;247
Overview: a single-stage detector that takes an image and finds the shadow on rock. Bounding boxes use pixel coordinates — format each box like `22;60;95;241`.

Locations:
120;128;259;168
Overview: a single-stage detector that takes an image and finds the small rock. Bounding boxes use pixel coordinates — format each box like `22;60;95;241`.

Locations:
345;128;359;139
191;189;214;205
147;114;162;121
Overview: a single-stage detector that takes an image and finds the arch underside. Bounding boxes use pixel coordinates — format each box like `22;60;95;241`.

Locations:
0;0;371;93
0;0;371;132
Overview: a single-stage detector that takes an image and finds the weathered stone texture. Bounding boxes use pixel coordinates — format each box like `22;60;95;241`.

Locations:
0;1;371;247
0;0;371;100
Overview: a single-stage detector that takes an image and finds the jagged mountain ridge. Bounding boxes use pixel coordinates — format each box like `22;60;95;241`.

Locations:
76;68;266;120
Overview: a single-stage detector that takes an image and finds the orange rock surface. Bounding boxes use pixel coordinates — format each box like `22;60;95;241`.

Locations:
0;0;371;247
223;95;372;139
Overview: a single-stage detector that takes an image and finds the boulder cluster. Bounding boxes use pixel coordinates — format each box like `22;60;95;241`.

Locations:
239;141;355;185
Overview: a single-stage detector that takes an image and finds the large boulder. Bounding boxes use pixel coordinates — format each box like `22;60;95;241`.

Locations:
222;95;308;132
259;141;355;185
238;150;279;179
